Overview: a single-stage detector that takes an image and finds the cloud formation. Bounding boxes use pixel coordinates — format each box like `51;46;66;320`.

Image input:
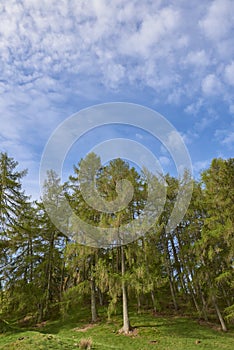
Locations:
0;0;233;101
0;0;233;196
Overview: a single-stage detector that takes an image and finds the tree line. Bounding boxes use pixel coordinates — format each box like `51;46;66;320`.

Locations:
0;152;233;333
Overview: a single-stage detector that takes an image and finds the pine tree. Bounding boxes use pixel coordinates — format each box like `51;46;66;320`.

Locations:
198;158;234;331
0;152;30;317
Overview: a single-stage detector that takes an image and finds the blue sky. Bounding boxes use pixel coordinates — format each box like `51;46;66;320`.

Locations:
0;0;233;199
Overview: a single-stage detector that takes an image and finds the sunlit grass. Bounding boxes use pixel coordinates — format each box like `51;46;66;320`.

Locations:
0;309;233;349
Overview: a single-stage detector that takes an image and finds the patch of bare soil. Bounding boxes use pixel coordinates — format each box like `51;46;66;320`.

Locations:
18;315;36;326
118;327;139;337
197;319;222;331
73;323;95;332
34;321;47;328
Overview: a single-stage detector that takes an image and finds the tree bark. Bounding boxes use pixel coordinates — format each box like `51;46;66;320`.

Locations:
98;288;103;306
211;294;227;332
90;274;98;323
168;272;178;311
199;287;208;321
151;291;157;313
43;231;55;319
120;245;131;333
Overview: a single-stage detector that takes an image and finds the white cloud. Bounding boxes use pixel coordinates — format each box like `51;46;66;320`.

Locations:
0;0;234;198
166;130;184;152
199;0;234;41
136;133;143;140
183;50;210;67
201;74;223;96
180;132;195;145
196;117;210;131
159;156;170;167
167;87;185;105
101;63;125;89
184;98;204;115
224;61;234;86
215;128;234;148
194;108;218;132
119;6;180;58
160;145;169;155
193;160;210;174
0;0;233;104
222;132;234;146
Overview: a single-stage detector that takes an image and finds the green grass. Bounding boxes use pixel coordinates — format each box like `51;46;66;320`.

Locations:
0;309;233;349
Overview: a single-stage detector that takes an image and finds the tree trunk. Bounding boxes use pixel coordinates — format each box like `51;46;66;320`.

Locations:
120;245;131;333
164;247;178;311
37;303;44;323
151;291;157;313
137;294;141;313
200;287;208;321
44;233;55;317
168;273;178;311
211;294;227;331
190;287;201;314
98;288;103;306
90;275;98;323
184;274;201;314
207;273;227;331
170;234;187;295
163;234;178;311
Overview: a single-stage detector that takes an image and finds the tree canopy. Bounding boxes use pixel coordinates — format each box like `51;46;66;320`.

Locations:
0;152;233;332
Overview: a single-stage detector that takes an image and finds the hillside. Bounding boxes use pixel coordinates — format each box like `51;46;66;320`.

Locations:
1;309;234;350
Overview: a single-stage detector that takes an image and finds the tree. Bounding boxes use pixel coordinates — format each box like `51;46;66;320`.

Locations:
197;158;234;331
96;158;146;333
0;152;28;232
65;154;103;321
0;152;29;315
38;170;69;321
67;155;147;332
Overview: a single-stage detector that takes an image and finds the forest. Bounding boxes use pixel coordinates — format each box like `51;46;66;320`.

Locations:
0;151;233;345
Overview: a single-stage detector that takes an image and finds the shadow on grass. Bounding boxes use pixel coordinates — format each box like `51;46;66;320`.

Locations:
125;312;234;344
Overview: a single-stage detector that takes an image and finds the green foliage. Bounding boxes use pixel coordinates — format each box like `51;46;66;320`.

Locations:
225;304;234;323
1;152;233;334
61;283;90;317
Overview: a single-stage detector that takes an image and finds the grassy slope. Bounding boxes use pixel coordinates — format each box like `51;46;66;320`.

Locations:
0;309;234;350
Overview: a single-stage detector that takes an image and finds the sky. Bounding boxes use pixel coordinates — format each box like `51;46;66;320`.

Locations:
0;0;234;200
